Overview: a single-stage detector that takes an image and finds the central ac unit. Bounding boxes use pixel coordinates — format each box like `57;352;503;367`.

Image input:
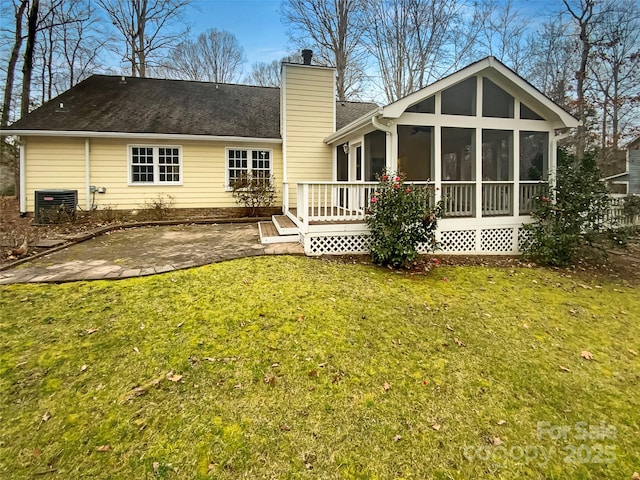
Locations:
34;189;78;224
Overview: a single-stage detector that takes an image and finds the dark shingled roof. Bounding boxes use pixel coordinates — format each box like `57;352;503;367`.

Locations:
336;101;377;130
7;75;378;138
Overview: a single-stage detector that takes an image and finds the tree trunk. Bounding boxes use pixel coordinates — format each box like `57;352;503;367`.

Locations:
21;0;40;119
1;1;28;129
1;0;28;200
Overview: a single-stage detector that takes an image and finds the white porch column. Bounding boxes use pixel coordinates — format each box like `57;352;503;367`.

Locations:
434;125;442;203
19;138;26;214
85;139;91;210
513;129;520;216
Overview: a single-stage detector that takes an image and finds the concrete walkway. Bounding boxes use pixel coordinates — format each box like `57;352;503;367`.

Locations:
0;223;303;284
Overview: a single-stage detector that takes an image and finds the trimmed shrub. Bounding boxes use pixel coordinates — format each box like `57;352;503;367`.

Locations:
366;172;442;268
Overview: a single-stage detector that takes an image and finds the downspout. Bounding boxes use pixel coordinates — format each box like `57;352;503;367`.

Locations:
16;136;26;215
85;138;90;210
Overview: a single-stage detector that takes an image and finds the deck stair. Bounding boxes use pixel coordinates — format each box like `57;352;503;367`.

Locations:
258;215;299;244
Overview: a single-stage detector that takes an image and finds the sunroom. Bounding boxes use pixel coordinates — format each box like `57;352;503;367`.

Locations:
280;57;579;255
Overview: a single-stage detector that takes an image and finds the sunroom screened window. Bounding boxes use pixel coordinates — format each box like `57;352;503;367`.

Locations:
482;78;514;118
398;125;432;181
130;146;181;184
441;77;476;116
520;132;548;180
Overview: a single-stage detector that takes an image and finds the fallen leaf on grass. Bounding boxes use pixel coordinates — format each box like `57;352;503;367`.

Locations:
279;424;291;432
32;449;42;458
432;423;441;431
393;434;402;442
522;323;529;329
497;419;507;425
167;371;183;382
383;382;390;391
308;370;318;377
80;364;87;372
454;338;465;347
490;437;502;446
120;373;165;403
95;445;111;452
580;351;594;360
559;365;571;372
86;328;99;335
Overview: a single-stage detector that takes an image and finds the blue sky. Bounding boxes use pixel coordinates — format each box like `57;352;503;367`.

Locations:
185;0;559;68
189;0;290;66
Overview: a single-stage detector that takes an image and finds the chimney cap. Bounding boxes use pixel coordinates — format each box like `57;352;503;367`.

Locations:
302;49;313;65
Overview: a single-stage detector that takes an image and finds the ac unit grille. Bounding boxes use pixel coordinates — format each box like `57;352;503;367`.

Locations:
34;189;78;224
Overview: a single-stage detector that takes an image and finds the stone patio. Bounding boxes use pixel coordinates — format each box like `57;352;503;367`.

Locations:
0;223;302;284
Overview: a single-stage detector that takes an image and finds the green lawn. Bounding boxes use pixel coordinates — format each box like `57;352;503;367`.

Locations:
1;256;638;479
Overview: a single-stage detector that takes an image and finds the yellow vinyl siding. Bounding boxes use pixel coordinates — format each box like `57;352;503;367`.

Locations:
24;137;87;212
283;64;335;207
23;136;282;212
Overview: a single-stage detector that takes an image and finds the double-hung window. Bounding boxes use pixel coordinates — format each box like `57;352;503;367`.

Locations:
130;146;182;185
227;149;272;188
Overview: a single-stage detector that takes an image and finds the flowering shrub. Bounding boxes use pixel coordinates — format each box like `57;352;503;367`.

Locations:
366;172;442;267
521;149;612;266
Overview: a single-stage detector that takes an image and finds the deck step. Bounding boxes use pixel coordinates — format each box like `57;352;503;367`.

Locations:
272;214;299;235
258;221;299;244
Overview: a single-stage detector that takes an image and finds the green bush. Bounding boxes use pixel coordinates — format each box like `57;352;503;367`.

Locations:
231;173;277;217
522;149;612;266
366;172;442;268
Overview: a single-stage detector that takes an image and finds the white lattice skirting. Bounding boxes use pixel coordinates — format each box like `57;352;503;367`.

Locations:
303;226;528;256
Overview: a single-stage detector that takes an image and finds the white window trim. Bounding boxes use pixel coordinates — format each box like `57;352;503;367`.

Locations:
128;144;183;186
225;147;273;191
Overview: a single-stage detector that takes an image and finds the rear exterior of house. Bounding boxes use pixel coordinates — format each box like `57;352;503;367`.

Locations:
2;55;579;255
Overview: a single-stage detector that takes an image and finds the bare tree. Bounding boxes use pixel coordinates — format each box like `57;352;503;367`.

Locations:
281;0;367;101
98;0;191;77
590;0;640;150
561;0;604;160
160;29;246;83
1;0;28;129
20;0;39;118
523;17;578;108
244;60;281;87
364;0;465;103
475;0;529;73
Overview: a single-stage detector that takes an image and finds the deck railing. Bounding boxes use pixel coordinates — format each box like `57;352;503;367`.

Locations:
295;181;436;224
482;182;512;216
519;181;547;215
441;182;474;217
293;181;549;225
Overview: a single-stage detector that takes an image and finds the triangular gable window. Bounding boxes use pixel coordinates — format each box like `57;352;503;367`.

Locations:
520;103;545;120
442;77;477;116
482;78;514;118
406;95;435;113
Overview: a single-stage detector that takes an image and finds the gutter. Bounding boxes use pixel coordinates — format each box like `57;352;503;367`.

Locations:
0;130;283;144
371;115;393;133
324;107;381;144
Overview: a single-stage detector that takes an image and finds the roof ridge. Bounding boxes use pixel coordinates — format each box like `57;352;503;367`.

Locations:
85;73;280;90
